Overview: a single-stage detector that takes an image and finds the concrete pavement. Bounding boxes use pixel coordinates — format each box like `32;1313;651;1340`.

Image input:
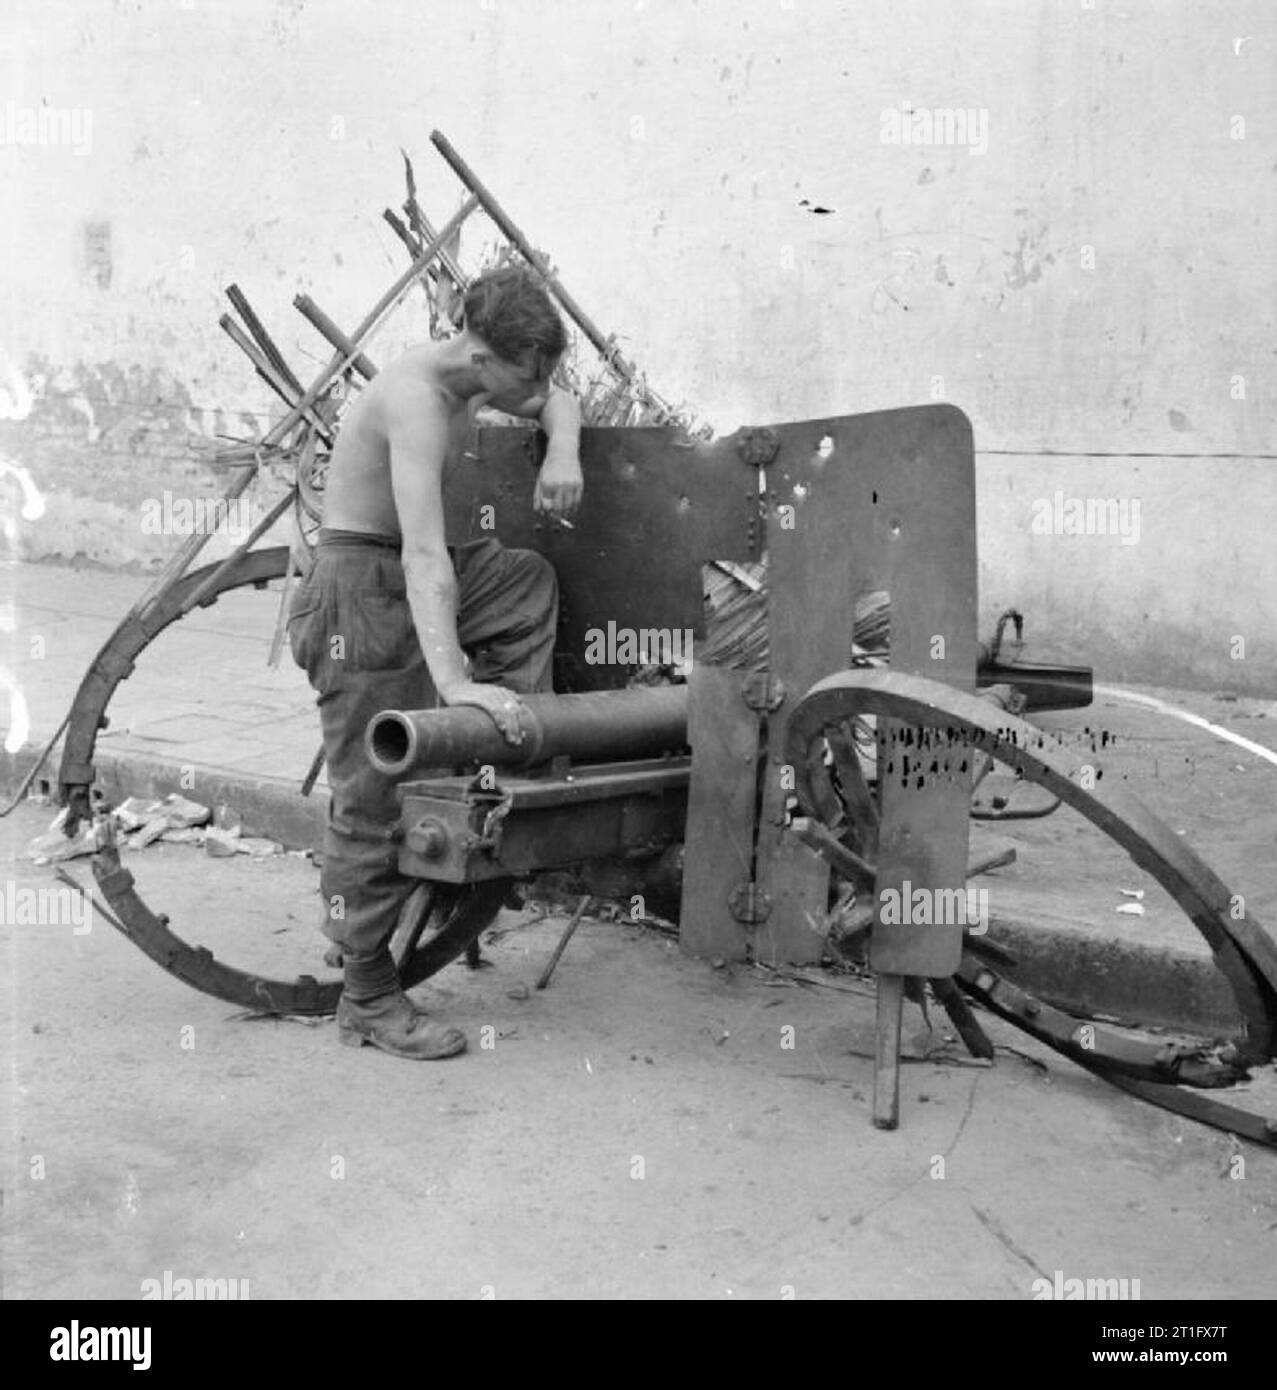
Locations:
3;792;1276;1300
3;557;1277;1301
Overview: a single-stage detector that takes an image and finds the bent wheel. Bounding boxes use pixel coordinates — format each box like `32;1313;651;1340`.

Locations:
60;545;506;1015
785;669;1277;1144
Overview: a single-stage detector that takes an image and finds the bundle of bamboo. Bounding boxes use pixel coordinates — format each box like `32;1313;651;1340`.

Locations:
399;143;711;438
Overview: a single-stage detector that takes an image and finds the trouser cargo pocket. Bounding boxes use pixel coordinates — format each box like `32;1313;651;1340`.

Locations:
345;585;417;673
287;582;326;685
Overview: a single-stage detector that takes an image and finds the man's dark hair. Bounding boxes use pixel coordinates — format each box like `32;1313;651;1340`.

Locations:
462;267;567;376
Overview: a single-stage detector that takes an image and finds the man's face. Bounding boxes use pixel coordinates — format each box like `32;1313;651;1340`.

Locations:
473;345;556;417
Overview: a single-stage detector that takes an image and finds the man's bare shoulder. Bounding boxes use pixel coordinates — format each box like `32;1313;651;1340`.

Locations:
371;343;454;432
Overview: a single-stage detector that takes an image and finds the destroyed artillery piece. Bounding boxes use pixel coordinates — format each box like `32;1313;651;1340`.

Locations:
25;134;1277;1144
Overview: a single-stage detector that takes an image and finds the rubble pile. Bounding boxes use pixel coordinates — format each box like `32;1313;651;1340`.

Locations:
26;793;285;864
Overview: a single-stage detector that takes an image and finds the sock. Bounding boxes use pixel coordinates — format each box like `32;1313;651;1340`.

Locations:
341;944;399;1001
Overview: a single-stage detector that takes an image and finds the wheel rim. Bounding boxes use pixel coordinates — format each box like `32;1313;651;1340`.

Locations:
61;545;505;1015
785;669;1277;1065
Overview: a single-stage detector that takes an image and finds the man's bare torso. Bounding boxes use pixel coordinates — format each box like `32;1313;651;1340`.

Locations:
322;342;469;539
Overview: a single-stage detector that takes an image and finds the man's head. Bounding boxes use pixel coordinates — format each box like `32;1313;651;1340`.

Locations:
461;267;567;415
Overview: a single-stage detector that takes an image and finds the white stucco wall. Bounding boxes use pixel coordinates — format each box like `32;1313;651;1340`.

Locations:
2;0;1273;690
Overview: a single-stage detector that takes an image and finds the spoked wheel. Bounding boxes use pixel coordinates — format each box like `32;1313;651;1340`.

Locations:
58;544;508;1016
391;878;512;991
785;669;1277;1145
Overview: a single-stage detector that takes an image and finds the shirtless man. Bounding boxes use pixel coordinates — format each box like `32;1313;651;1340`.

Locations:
289;267;582;1059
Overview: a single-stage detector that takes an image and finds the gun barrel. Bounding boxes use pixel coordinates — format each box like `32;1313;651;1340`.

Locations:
977;655;1093;711
367;686;690;778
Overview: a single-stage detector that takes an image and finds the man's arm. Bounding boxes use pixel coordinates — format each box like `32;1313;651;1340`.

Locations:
500;384;584;518
387;391;524;743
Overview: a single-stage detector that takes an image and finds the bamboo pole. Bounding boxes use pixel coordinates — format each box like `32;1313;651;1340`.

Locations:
253;194;480;449
292;295;378;382
147;197;480;622
226;284;304;397
219;314;333;438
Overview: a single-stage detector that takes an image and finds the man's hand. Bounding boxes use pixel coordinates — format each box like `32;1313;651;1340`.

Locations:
534;446;583;520
439;680;527;745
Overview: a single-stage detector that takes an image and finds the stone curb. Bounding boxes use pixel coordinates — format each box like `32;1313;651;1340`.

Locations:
2;744;327;854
